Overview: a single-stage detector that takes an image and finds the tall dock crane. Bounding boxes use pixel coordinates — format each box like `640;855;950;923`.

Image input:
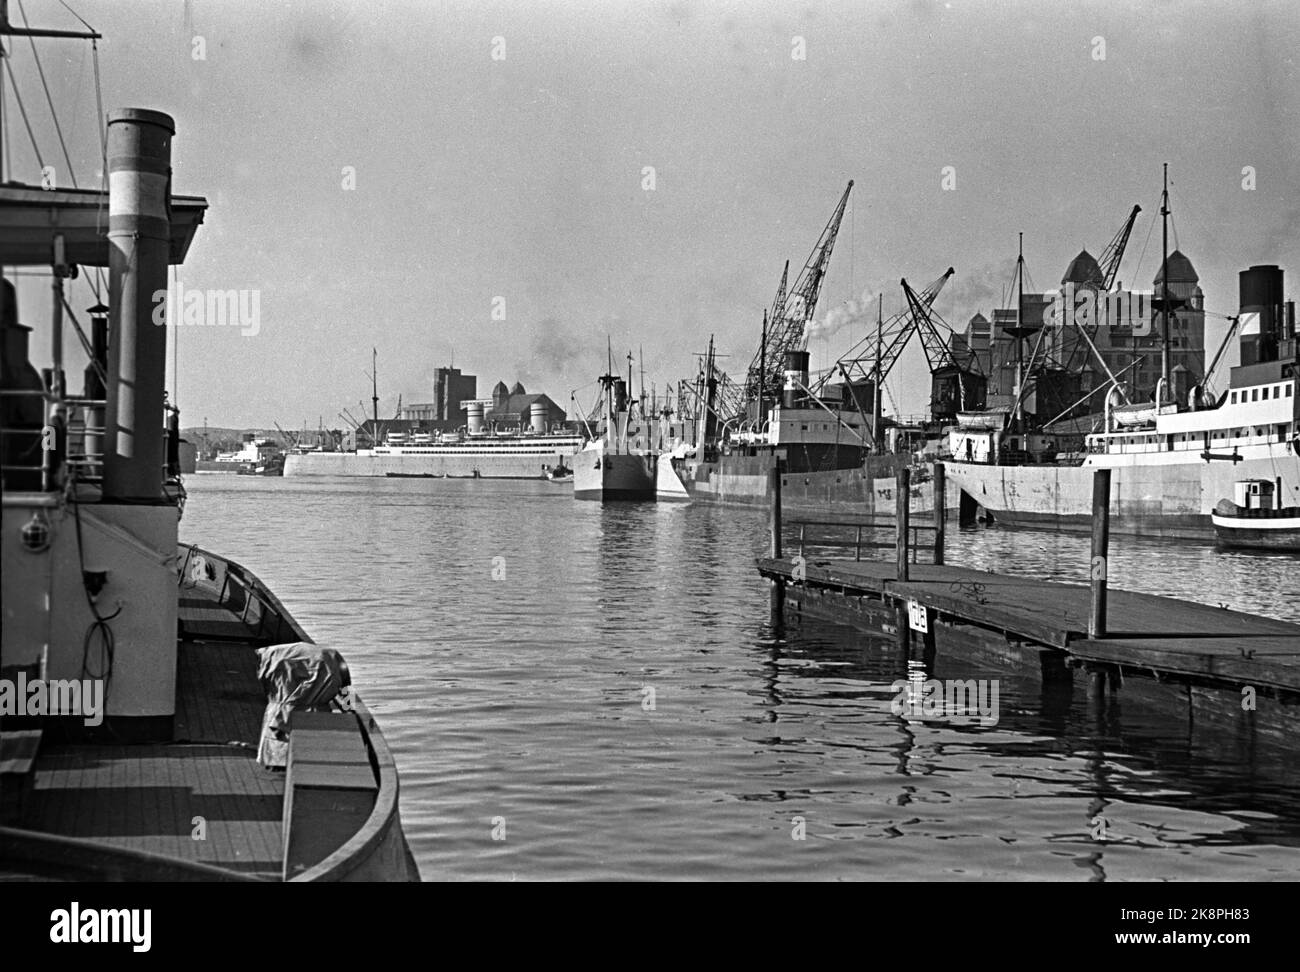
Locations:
742;182;854;417
1056;204;1142;375
818;267;956;443
900;276;987;423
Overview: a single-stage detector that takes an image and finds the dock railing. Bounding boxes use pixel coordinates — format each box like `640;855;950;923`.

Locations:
770;464;945;578
767;460;1112;639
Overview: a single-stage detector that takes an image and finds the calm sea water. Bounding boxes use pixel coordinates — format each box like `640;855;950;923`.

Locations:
181;475;1300;881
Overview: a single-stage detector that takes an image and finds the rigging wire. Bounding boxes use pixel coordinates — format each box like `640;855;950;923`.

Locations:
57;0;98;34
3;52;46;171
91;37;106;285
18;0;78;188
1;35;10;181
1130;203;1158;285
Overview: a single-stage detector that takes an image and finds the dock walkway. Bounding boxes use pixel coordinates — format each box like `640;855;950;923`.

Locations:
756;462;1300;698
755;556;1300;693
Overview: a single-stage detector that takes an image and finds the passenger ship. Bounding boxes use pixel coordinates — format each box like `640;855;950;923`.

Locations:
284;427;583;479
945;265;1300;539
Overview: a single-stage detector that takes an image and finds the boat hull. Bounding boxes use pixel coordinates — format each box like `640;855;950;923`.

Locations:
283;449;574;479
1210;513;1300;551
573;447;657;501
655;453;691;503
681;451;955;515
946;445;1300;539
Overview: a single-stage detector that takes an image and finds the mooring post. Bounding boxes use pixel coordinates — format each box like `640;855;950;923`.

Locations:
769;578;785;629
932;462;946;566
1088;468;1111;638
769;458;783;560
769;458;786;626
896;466;910;582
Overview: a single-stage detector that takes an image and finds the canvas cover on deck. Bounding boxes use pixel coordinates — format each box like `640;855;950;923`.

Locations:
256;643;351;767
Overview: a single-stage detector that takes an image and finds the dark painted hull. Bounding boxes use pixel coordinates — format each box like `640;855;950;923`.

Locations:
1211;513;1300;551
682;450;951;514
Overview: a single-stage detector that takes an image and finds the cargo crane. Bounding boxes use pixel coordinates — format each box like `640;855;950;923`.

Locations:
900;276;987;424
817;267;955;446
1055;204;1142;376
742;182;853;420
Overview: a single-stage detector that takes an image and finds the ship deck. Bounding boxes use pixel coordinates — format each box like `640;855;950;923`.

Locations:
4;548;419;882
15;624;283;878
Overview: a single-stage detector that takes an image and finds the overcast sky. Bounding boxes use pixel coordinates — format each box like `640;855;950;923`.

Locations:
7;0;1299;427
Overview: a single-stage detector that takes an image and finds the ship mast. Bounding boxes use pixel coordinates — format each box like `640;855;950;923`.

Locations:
758;309;767;432
371;347;379;430
873;293;883;451
1015;232;1025;433
1160;162;1171;402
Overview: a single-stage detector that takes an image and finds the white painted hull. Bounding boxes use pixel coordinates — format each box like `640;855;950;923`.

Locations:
946;443;1300;538
655;453;691;503
282;449;574;479
573;443;657;501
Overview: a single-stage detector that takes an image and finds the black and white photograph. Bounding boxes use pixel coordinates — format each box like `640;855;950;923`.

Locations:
0;0;1297;935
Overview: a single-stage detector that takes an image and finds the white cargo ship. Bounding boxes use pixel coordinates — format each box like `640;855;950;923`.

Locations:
945;265;1299;539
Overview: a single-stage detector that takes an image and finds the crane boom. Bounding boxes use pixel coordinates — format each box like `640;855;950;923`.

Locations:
1099;204;1141;291
744;181;854;404
903;277;981;375
827;267;956;391
1056;204;1143;376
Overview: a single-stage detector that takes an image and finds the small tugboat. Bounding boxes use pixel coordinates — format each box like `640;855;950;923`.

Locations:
1211;480;1300;551
544;459;573;482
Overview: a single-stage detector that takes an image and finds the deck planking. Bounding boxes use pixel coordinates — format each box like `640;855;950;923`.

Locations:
20;634;283;878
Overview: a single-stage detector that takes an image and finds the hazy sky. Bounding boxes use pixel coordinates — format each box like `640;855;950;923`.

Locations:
6;0;1299;427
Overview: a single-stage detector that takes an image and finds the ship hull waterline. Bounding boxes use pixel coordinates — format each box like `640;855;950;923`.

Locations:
573;448;658;502
946;448;1300;540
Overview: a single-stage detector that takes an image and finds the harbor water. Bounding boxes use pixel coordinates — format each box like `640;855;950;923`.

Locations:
181;476;1300;881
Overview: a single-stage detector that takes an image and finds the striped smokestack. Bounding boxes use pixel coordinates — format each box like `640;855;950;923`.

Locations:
102;109;174;501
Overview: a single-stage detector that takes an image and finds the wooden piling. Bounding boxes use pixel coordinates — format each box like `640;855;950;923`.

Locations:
1088;468;1111;639
769;458;785;627
932;462;946;566
769;579;785;629
769;460;783;560
896;466;910;582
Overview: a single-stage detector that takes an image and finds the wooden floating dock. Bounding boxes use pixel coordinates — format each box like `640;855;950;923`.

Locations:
757;463;1300;700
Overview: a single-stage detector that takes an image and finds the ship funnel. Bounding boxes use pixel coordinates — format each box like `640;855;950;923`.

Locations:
783;350;809;409
530;401;547;433
466;401;485;434
1238;265;1284;367
102;108;174;501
